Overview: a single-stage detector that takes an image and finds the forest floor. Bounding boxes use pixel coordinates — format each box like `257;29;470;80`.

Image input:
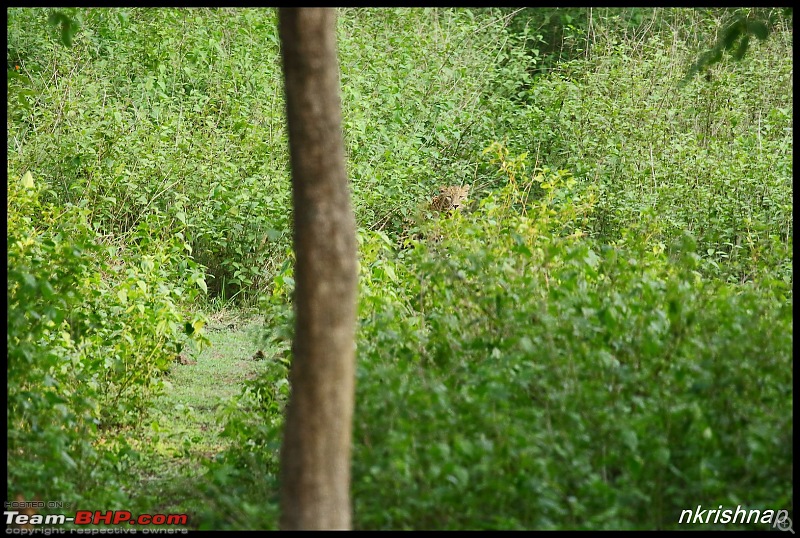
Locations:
126;310;269;521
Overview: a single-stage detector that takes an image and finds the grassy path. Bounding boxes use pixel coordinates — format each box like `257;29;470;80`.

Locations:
128;313;270;525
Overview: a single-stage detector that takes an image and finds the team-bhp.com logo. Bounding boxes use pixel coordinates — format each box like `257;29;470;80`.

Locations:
5;509;188;528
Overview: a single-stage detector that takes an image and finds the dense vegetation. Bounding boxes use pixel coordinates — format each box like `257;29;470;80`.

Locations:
7;7;792;530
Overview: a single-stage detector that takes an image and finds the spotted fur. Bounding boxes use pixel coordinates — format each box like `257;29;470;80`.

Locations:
430;185;470;213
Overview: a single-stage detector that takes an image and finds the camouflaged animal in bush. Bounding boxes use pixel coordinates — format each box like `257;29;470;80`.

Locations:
430;185;470;213
398;185;471;248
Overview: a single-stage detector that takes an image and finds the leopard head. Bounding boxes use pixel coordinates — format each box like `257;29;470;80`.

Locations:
431;185;470;213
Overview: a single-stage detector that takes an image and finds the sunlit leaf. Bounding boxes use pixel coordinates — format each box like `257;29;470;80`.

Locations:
21;171;34;189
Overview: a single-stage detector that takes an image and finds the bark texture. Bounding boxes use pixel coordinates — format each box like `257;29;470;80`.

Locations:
277;8;358;531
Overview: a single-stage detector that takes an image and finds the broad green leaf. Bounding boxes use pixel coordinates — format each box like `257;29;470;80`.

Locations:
195;276;207;293
21;171;35;189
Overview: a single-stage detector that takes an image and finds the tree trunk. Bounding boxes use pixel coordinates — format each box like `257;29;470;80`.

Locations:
277;8;358;531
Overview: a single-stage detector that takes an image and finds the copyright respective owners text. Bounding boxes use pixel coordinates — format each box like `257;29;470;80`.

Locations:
6;530;189;535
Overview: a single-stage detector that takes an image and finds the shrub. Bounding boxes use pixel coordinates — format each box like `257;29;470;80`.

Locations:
7;170;209;506
349;152;792;529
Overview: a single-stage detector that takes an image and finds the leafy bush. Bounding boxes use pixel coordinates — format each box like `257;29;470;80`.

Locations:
486;9;793;286
7;8;290;304
7;7;792;530
349;152;791;529
7;170;208;506
210;147;790;529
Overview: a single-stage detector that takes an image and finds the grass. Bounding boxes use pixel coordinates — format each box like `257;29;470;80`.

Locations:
126;312;271;523
6;7;791;529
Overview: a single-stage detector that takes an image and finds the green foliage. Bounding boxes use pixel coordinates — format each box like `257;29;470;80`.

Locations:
14;8;788;300
7;7;792;530
213;146;790;529
8;8;289;304
682;9;787;84
336;8;517;232
349;150;791;529
47;9;81;47
493;12;792;286
7;170;209;506
502;7;591;77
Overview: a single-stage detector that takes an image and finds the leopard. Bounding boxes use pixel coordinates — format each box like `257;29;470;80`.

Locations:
429;185;470;213
397;185;471;249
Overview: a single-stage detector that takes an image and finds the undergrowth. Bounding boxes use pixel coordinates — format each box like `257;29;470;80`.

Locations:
7;7;792;530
